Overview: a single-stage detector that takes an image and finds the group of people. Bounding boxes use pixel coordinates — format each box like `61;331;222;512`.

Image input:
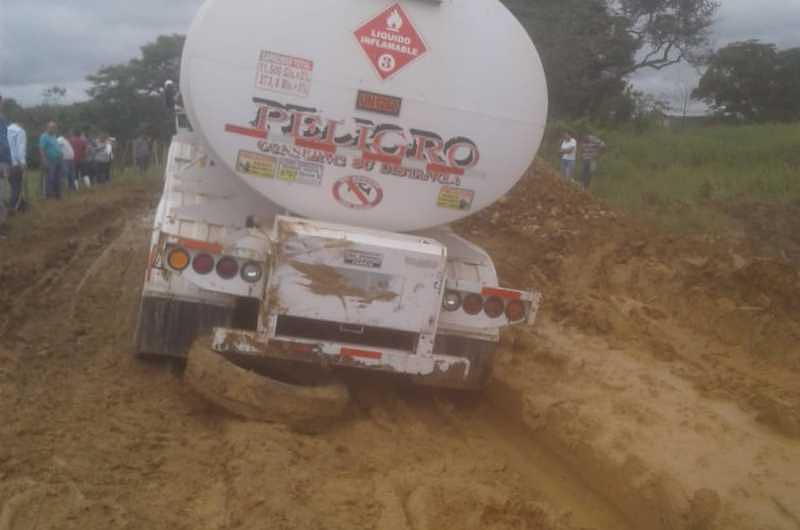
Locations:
559;131;607;189
0;95;119;237
39;122;115;199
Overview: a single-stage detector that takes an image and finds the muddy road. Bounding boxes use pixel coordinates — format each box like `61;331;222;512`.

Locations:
1;169;798;530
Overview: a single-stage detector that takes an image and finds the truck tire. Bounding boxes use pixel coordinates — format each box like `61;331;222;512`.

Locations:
185;337;350;433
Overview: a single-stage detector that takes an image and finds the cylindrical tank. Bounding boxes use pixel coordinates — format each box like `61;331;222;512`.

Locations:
182;0;547;232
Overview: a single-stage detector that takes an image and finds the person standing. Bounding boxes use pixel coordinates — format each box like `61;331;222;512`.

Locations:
39;121;63;199
0;96;10;236
133;134;151;174
7;120;27;211
69;129;88;189
58;134;76;191
106;137;115;181
86;133;99;185
91;133;112;184
580;132;607;189
559;131;577;181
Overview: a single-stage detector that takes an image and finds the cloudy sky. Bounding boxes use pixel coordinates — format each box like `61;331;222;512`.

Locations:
2;0;800;111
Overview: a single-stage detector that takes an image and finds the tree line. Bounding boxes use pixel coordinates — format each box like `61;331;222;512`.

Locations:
2;35;183;167
693;41;800;122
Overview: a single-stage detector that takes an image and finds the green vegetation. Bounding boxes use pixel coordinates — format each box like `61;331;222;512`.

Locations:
694;41;800;122
18;164;163;204
503;0;717;122
586;123;800;230
6;165;163;240
2;35;183;168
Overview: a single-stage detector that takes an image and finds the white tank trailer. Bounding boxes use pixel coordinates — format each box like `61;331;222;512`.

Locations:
135;0;548;390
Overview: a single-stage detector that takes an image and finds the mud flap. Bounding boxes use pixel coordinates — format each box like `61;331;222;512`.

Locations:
134;295;233;357
412;335;497;391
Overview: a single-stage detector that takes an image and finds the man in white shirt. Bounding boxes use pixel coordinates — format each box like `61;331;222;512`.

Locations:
0;96;10;235
559;131;577;181
7;121;27;211
57;135;77;191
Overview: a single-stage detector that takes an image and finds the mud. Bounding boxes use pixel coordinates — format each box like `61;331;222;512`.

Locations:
0;167;798;529
289;260;398;304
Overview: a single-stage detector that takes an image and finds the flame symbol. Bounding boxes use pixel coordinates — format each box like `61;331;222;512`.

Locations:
386;9;403;32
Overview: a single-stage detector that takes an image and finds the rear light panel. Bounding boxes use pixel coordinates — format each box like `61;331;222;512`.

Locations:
164;244;264;284
443;287;531;322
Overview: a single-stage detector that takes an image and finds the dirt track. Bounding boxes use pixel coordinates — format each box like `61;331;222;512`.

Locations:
1;168;798;529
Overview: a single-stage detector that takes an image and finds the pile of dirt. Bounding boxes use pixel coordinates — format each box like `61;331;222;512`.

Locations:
458;163;800;529
460;162;800;370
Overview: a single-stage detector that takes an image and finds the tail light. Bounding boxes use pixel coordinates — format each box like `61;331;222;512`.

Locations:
216;256;239;279
506;300;526;321
192;253;215;275
483;296;505;319
241;262;263;283
462;293;484;315
167;247;190;271
442;291;462;312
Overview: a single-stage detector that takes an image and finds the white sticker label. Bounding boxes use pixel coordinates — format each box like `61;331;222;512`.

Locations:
255;50;313;98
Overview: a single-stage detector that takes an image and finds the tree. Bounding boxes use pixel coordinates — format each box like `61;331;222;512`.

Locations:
692;41;800;122
501;0;719;120
612;0;719;74
86;34;185;142
503;0;637;119
42;85;67;105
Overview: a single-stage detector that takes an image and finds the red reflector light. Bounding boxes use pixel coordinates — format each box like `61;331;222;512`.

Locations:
192;253;215;275
341;347;382;360
506;300;526;322
484;296;505;319
216;256;239;279
462;293;484;315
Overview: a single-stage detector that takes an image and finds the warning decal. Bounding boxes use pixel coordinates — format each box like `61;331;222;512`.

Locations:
255;50;313;97
236;150;277;178
236;150;322;187
354;3;428;81
437;186;475;211
333;175;384;210
276;158;324;187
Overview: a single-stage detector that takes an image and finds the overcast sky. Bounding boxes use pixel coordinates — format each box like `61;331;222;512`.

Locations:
2;0;800;111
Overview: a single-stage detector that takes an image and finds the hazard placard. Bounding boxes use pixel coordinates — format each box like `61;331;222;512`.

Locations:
354;3;428;81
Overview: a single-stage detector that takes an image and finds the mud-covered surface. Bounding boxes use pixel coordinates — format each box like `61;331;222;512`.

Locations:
0;169;798;529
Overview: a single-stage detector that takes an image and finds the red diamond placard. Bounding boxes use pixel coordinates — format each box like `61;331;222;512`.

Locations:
354;3;428;81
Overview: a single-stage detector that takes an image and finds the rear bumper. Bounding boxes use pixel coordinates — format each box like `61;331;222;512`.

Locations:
212;328;495;390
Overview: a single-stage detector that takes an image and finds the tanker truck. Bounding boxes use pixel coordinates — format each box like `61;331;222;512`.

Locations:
134;0;548;402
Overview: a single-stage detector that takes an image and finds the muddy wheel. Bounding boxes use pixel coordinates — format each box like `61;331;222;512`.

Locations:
184;337;350;433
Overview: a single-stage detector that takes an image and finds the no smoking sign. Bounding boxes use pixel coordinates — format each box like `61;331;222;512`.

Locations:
333;176;385;210
354;3;428;80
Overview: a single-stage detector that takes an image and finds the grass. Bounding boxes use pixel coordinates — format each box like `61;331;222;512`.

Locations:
555;123;800;232
16;164;162;205
4;164;163;240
